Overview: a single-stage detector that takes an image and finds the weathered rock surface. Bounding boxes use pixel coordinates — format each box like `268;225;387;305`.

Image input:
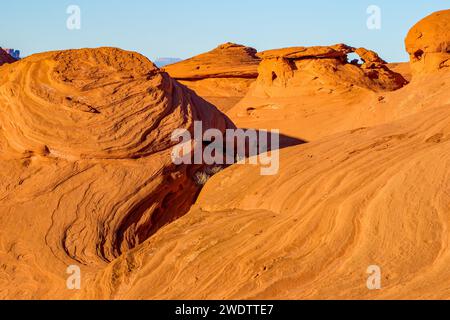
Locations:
254;44;406;94
164;43;261;112
86;103;450;300
257;44;354;60
355;47;387;66
3;9;450;301
228;44;408;142
387;62;412;82
406;9;450;75
164;42;260;79
0;47;233;298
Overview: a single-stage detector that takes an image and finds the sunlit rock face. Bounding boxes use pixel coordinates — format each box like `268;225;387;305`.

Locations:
0;47;234;298
254;44;406;96
406;10;450;76
164;43;261;112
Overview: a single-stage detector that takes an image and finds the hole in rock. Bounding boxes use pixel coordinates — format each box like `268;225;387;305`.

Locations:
271;71;278;81
347;52;363;65
414;50;424;61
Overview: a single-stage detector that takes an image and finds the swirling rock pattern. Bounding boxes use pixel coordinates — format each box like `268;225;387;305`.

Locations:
0;48;233;298
2;9;450;300
86;103;450;299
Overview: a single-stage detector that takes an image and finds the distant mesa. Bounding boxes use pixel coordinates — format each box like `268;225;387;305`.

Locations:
4;48;21;59
0;47;18;66
154;57;182;68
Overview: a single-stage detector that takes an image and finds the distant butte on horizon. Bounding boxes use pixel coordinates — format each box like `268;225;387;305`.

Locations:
153;57;182;67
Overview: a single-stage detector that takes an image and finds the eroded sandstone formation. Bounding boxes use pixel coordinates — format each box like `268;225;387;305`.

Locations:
87;103;450;300
83;11;450;300
2;8;450;300
0;47;233;298
227;44;409;142
254;44;407;96
406;9;450;76
164;43;261;112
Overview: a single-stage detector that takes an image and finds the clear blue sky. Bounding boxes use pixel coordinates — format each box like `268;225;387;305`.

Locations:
1;1;448;62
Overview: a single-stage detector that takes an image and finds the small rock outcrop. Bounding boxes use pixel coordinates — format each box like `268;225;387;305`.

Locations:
254;44;407;95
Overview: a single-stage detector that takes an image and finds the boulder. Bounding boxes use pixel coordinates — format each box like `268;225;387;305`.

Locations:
405;10;450;75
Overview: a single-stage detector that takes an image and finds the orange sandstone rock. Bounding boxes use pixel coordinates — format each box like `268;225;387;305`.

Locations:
164;43;261;112
164;42;260;79
355;47;387;67
227;43;428;142
3;9;450;301
0;47;233;298
86;103;450;300
254;44;406;93
257;44;354;60
406;10;450;75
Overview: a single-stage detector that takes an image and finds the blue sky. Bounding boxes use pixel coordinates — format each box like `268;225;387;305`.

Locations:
0;1;448;62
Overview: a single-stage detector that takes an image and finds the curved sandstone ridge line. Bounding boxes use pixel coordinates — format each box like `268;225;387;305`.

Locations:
0;47;234;298
2;9;450;300
164;42;260;80
0;47;230;160
86;104;450;300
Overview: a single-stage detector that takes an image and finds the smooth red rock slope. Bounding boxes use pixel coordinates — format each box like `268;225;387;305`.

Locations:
2;9;450;300
82;11;450;300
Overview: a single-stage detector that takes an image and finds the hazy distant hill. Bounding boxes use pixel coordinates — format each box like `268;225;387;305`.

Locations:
154;57;182;67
